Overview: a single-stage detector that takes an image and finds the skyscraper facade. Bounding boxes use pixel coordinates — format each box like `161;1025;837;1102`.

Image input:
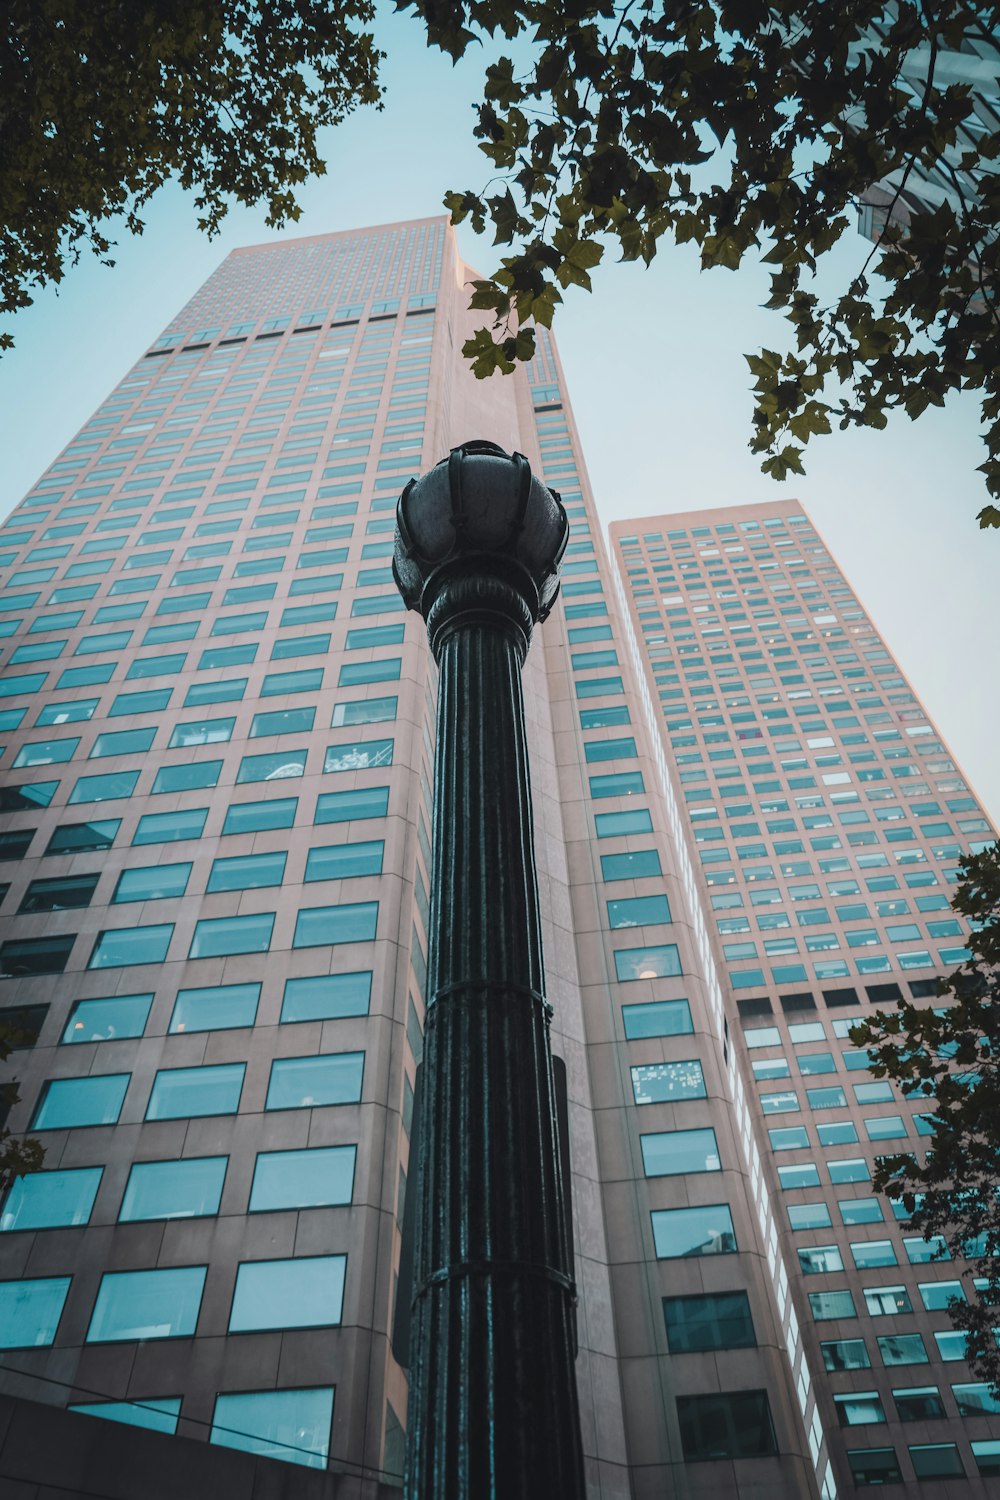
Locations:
0;215;993;1500
610;500;999;1492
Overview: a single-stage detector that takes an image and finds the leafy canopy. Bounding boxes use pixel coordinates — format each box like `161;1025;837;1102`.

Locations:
852;841;1000;1396
1;0;383;346
399;0;1000;524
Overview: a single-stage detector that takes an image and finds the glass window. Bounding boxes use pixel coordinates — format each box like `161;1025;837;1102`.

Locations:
304;841;384;881
112;863;191;903
228;1256;347;1331
331;695;397;726
797;1245;843;1274
314;786;389;823
280;972;372;1023
32;1073;129;1129
651;1203;736;1259
676;1390;777;1462
87;1266;206;1342
109;689;172;718
895;1387;946;1422
88;924;173;969
324;737;394;771
631;1060;706;1104
0;1276;70;1348
265;1052;365;1110
132;808;208;845
0;779;59;813
972;1440;1000;1477
934;1330;971;1361
621;999;693;1039
151;761;223;794
760;1090;800;1114
188;912;274;958
1;1168;102;1232
206;852;287;892
68;1398;181;1435
601;849;662;882
145;1063;245;1120
595;808;654;838
222;797;297;835
908;1444;964;1480
640;1127;721;1177
261;668;322;697
18;873;99;912
184;678;247;707
952;1382;1000;1417
89;728;156;759
210;1387;334;1470
607;894;672;929
820;1338;871;1372
852;1240;898;1269
169;983;260;1033
68;770;140;804
250;707;315;737
14;736;80;767
61;994;151;1043
918;1279;965;1311
778;1163;821;1189
808;1289;856;1320
168;716;235;747
236;749;307;784
847;1449;902;1486
903;1235;950;1263
663;1291;755;1353
613;944;682;981
875;1338;929;1374
292;902;378;948
865;1284;912;1316
249;1145;356;1212
119;1156;227;1222
834;1390;886;1426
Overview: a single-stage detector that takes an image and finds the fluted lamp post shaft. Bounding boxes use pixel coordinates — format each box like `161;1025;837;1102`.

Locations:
393;441;586;1500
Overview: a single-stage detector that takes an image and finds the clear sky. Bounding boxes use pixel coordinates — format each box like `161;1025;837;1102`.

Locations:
2;9;996;823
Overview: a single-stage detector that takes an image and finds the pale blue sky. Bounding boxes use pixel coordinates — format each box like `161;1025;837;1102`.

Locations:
1;9;996;822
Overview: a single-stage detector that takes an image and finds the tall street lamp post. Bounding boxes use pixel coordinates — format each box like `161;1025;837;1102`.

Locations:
393;440;586;1500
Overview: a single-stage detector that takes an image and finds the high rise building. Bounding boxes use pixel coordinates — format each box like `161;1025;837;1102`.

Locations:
0;216;994;1500
610;499;999;1492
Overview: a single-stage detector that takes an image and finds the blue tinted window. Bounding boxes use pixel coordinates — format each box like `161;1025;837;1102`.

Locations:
641;1127;722;1177
249;1146;356;1212
32;1072;129;1129
167;716;235;748
69;771;140;804
338;659;400;687
315;787;389;824
614;944;682;981
13;736;80;766
595;809;654;838
132;808;208;845
184;678;247;707
304;841;383;881
1;1168;102;1232
68;1399;180;1435
62;994;152;1043
112;863;191;903
237;749;307;783
169;983;260;1033
601;849;662;881
331;695;396;726
261;668;323;697
0;1276;70;1347
206;852;287;892
210;1387;334;1470
280;972;371;1023
621;999;694;1039
145;1063;245;1120
250;707;315;737
229;1256;346;1331
119;1157;227;1221
89;924;173;968
292;903;377;948
36;699;97;726
151;761;223;794
607;894;672;928
265;1053;364;1110
651;1204;737;1259
222;798;297;835
324;738;393;771
109;689;171;717
87;1266;206;1342
189;912;274;958
632;1060;707;1104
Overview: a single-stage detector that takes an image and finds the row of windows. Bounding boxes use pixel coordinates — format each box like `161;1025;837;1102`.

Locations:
2;899;379;979
1;1144;356;1231
0;1254;346;1348
0;787;391;884
31;1051;364;1129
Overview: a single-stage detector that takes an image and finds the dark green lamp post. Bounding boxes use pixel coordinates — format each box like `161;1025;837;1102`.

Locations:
393;441;586;1500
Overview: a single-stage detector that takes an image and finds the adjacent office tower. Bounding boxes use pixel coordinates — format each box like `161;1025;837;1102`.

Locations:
611;502;999;1492
0;216;992;1500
